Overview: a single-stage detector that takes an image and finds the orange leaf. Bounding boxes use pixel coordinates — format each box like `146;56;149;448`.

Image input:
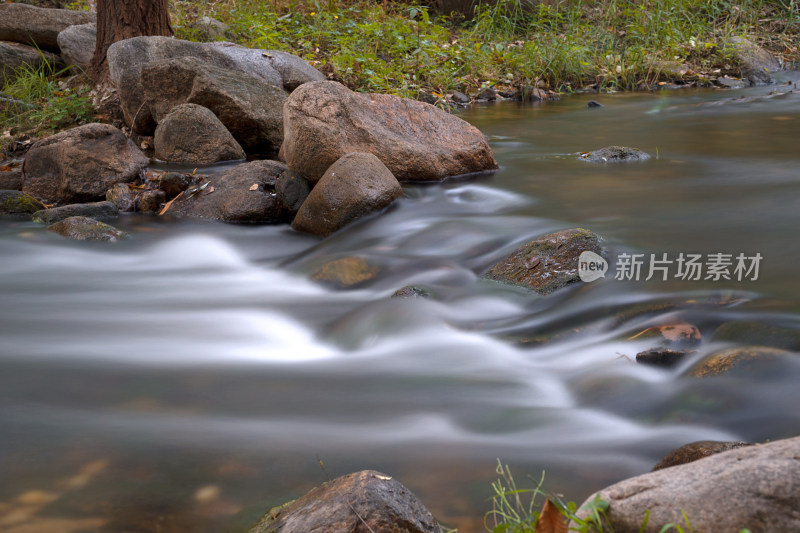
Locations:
249;184;259;191
534;498;567;533
158;191;183;216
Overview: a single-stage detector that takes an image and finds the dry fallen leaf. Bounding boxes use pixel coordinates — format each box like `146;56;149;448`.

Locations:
534;498;567;533
207;186;215;194
158;191;183;216
249;183;259;191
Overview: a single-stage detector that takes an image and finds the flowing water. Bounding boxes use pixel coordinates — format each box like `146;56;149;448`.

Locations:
2;73;800;532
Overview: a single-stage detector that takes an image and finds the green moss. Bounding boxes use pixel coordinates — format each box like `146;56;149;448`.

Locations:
0;190;45;215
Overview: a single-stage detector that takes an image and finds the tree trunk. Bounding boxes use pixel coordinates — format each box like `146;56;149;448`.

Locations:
89;0;173;83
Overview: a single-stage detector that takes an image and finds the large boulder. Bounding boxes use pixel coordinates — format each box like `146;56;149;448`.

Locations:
107;36;321;132
282;81;498;184
483;228;603;295
291;152;404;237
249;470;440;533
140;57;286;154
56;22;96;74
0;41;62;88
153;103;245;165
22;123;148;205
166;160;290;223
573;436;800;532
0;3;95;51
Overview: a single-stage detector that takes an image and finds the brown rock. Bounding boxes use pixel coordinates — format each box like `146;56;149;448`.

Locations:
249;470;440;533
22;123;148;205
483;228;603;295
282;81;497;184
106;183;137;212
154;103;245;165
0;3;95;51
156;172;191;199
32;201;118;224
0;161;24;190
137;189;166;214
687;345;792;377
291;152;404;237
653;441;753;471
167;160;289;223
48;216;126;242
573;436;800;533
311;257;381;288
275;170;310;215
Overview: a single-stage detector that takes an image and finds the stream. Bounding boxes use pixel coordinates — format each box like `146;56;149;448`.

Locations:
1;72;800;532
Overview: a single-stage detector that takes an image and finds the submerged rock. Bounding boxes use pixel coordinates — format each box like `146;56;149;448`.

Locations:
48;216;127;242
572;436;800;532
32;201;118;224
153;103;245;165
635;348;694;368
249;470;440;533
687;345;792;377
710;320;800;352
282;81;498;183
392;286;433;299
0;190;45;216
0;3;95;51
653;440;753;471
22;123;148;205
581;146;650;163
483;228;603;295
291;152;404;237
311;257;380;288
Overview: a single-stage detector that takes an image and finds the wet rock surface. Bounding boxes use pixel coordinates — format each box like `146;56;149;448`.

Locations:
32;201;118;224
573;436;800;533
249;470;440;533
48;216;127;242
483;228;603;295
282;81;498;183
153;103;246;165
166;160;289;223
106;183;138;212
711;320;800;351
581;145;651;163
292;152;404;237
275;170;310;216
311;257;381;289
22;123;148;205
687;345;793;377
635;348;694;368
141;57;287;154
653;440;753;471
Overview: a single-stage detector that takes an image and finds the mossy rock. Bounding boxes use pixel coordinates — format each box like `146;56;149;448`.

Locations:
0;189;45;215
391;286;432;299
483;228;602;295
653;440;753;471
32;201;118;224
711;320;800;352
48;216;127;242
580;145;651;163
687;345;792;377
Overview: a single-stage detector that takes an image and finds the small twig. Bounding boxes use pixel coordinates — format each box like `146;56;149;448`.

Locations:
317;456;376;533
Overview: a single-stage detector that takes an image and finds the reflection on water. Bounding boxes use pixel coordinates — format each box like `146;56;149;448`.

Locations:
1;73;800;532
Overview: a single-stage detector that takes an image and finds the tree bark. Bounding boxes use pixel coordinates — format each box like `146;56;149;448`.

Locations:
89;0;173;83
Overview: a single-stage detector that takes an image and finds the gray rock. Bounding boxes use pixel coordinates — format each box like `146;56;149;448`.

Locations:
450;90;470;104
107;36;319;132
587;100;603;108
56;22;96;74
0;190;45;215
166;160;290;223
154;103;245;165
0;3;95;51
141;57;287;154
189;16;228;42
291;152;404;237
106;183;137;212
573;436;800;533
483;228;603;295
22;123;148;205
476;87;497;101
581;145;651;163
0;41;62;88
282;81;498;183
249;470;440;533
729;36;780;85
209;44;324;92
715;76;748;89
48;216;127;242
275;169;310;215
32;201;118;224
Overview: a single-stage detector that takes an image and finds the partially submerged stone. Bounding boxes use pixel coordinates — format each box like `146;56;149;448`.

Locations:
687;345;792;377
32;201;118;224
291;152;404;237
580;146;650;163
282;81;498;183
249;470;440;533
153;103;246;165
22;123;148;205
392;286;433;299
635;348;694;368
48;216;127;242
653;440;753;471
311;257;380;288
483;228;603;295
0;190;45;216
711;320;800;352
572;436;800;532
0;3;95;51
